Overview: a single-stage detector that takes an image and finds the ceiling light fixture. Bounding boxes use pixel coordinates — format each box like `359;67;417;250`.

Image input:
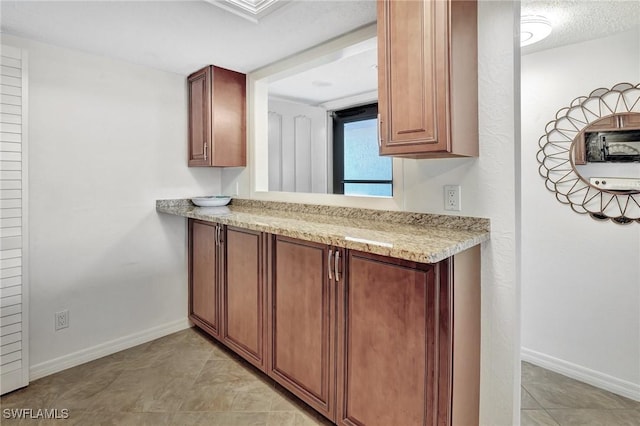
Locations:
311;80;332;87
521;15;552;47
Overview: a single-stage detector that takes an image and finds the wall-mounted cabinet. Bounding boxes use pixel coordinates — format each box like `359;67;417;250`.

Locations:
188;65;246;167
377;0;478;158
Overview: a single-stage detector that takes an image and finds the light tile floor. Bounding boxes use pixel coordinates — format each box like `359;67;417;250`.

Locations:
521;361;640;426
2;328;639;425
0;328;332;425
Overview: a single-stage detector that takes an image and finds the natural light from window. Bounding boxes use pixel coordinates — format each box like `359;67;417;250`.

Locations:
342;118;392;196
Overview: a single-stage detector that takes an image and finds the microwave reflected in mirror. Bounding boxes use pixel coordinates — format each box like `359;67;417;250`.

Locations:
574;128;640;194
585;130;640;163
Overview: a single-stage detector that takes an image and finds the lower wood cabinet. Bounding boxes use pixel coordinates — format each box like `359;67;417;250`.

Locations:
267;236;337;420
189;220;221;337
221;226;267;370
189;220;267;369
336;251;443;426
188;220;480;426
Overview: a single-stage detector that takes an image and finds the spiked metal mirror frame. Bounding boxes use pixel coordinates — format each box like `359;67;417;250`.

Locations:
537;83;640;225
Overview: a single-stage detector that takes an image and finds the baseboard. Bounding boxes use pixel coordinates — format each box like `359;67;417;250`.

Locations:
521;347;640;402
30;318;192;381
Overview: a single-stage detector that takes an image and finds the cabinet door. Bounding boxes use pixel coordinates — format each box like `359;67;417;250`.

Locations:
188;67;212;167
336;250;440;426
620;113;640;129
211;67;247;167
378;0;449;155
378;0;477;158
268;236;336;420
588;115;619;131
189;220;219;337
221;226;266;370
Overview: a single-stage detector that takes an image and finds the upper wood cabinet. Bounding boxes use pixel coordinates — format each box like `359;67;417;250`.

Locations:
377;0;478;158
620;113;640;128
188;65;246;167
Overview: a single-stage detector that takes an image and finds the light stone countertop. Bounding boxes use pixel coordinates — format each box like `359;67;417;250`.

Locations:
156;198;490;264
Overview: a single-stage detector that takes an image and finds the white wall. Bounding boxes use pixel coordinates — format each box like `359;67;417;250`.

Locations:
2;35;222;377
521;28;640;400
224;1;522;423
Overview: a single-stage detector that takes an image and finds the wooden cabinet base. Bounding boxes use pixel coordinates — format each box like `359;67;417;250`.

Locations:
189;221;480;426
221;227;267;370
189;220;220;338
336;251;439;426
267;236;336;421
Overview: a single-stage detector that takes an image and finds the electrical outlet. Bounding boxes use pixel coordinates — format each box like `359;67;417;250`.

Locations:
444;185;461;211
55;310;69;331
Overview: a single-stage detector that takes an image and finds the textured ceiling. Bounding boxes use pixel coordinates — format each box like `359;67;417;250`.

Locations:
268;43;378;106
0;0;376;75
272;0;640;105
521;0;640;54
1;0;637;92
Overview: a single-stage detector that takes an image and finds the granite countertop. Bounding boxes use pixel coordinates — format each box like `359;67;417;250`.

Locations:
156;198;490;264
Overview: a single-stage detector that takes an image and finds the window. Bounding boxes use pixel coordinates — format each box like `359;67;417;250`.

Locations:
332;103;392;196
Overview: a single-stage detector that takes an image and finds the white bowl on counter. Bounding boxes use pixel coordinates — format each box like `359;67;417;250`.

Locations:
191;196;232;207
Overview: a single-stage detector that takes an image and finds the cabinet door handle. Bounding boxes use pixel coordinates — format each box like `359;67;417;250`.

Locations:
204;142;208;161
328;250;333;280
377;113;382;148
215;225;220;246
218;226;223;244
334;250;341;282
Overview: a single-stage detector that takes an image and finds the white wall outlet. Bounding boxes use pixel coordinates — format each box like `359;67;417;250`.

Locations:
444;185;461;211
55;310;69;331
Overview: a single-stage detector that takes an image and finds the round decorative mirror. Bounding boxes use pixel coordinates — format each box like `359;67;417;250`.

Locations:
537;83;640;224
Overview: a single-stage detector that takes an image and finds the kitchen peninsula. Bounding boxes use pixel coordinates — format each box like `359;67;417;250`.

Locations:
157;198;489;426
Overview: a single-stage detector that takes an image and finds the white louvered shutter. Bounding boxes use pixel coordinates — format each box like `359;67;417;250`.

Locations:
1;44;29;395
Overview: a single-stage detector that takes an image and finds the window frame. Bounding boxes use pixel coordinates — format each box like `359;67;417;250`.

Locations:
331;103;392;195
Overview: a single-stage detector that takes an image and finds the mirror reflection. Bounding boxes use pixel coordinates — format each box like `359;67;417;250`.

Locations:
573;113;640;193
267;38;393;197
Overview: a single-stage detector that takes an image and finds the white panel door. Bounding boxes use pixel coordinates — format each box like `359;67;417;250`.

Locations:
268;99;328;193
268;112;283;191
1;44;29;395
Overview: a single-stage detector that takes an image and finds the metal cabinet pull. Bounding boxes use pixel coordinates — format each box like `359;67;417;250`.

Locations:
215;225;220;246
377;113;383;148
328;250;333;280
334;250;341;282
204;143;208;161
